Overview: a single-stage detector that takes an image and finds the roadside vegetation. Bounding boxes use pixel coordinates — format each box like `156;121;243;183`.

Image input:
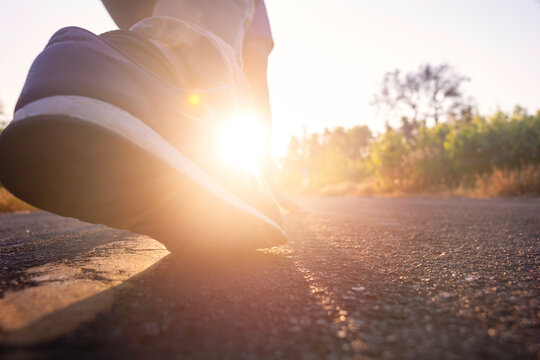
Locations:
278;109;540;197
0;187;34;212
278;64;540;197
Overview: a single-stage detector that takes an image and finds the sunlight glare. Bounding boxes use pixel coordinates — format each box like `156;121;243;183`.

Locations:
219;114;266;173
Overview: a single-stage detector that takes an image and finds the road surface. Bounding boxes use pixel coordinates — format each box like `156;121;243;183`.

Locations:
0;197;539;359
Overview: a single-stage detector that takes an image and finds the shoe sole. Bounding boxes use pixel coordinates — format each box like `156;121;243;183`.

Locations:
0;95;286;252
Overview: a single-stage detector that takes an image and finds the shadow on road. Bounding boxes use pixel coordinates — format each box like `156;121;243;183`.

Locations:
1;213;337;359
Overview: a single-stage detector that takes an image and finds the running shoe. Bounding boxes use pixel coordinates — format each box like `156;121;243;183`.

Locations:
0;23;286;253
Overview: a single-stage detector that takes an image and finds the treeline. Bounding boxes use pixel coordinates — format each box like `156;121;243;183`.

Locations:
278;107;540;196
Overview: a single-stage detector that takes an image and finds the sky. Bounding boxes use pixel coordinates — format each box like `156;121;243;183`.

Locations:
0;0;539;155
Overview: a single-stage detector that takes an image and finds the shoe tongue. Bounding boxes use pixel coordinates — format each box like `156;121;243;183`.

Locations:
130;16;252;125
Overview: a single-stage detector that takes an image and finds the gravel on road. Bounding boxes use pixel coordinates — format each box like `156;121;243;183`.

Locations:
0;197;538;360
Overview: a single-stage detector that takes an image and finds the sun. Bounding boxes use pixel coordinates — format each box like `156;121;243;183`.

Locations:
218;114;267;173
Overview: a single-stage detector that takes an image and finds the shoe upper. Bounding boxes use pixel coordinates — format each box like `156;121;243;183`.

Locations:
14;23;283;234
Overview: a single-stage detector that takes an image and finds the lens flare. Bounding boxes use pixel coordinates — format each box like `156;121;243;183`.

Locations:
219;114;266;173
188;94;201;106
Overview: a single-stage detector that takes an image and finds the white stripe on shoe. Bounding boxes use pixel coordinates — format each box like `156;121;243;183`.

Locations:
13;95;285;237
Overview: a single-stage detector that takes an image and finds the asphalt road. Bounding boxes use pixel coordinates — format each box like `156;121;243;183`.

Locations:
0;197;539;360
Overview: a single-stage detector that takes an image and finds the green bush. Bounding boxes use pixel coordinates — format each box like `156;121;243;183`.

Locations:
279;108;540;196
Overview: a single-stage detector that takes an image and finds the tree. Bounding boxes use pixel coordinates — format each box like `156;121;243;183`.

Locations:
371;63;475;126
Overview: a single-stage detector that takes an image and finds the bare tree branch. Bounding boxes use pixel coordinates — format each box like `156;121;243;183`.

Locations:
371;63;475;127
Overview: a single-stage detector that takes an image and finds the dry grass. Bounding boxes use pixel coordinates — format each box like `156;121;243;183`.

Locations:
0;187;35;212
287;165;540;198
458;164;540;198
